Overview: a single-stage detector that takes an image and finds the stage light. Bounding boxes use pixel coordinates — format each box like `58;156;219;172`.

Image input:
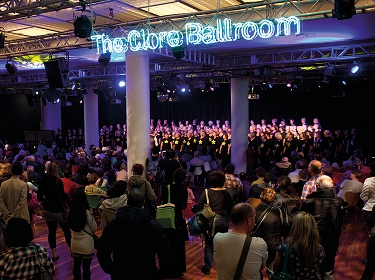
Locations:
351;62;360;74
261;82;268;91
332;0;356;20
118;80;125;87
341;80;347;85
181;87;186;93
71;81;77;90
5;60;17;75
98;52;111;66
73;15;93;38
172;46;185;59
286;83;291;88
53;98;60;104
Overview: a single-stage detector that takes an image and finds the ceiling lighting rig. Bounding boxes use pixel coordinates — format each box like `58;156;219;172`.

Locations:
5;58;17;75
73;0;96;38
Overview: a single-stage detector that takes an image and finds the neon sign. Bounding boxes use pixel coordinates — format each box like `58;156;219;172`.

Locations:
91;16;300;55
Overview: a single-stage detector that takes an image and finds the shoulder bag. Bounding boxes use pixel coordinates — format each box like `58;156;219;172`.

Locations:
233;235;252;280
251;206;272;236
270;244;295;280
156;185;175;229
189;189;216;236
32;244;52;280
82;228;101;250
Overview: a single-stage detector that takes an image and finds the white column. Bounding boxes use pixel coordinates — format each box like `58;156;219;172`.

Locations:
41;101;61;130
84;86;99;149
126;51;150;175
231;78;249;174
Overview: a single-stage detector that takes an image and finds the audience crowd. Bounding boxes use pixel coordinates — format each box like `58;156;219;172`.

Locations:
0;116;373;280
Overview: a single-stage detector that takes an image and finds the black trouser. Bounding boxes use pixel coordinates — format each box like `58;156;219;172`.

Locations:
46;220;71;248
361;235;375;280
73;256;92;280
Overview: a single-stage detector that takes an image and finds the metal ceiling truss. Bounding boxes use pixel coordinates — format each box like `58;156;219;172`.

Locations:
1;42;375;87
0;0;106;21
218;43;375;70
1;0;375;58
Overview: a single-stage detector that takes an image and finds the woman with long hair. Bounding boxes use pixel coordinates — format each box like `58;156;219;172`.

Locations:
273;212;326;279
69;192;97;280
37;161;71;261
254;188;283;269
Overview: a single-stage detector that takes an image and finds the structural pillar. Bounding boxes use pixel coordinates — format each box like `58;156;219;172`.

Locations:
84;86;99;149
230;78;249;174
41;101;61;131
126;51;150;175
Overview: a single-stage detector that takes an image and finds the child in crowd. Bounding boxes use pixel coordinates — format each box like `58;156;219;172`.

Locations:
183;178;195;222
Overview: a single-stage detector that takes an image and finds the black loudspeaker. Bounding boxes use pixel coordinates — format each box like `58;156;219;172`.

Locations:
25;94;36;106
43;89;60;102
332;0;356;19
44;58;70;88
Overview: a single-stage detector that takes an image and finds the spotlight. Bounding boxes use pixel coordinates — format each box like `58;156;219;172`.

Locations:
118;80;125;87
53;98;60;104
181;87;186;93
332;0;356;20
172;46;185;60
73;15;93;38
93;86;102;95
98;52;111;66
286;83;292;88
351;62;360;74
261;82;268;91
5;60;17;75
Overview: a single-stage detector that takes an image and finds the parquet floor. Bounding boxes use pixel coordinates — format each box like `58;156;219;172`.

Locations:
31;211;373;280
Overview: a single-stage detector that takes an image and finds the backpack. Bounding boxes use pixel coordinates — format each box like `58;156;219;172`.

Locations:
273;198;299;238
147;158;164;182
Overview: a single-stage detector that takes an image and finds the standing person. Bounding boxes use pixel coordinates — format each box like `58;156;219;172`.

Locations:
214;203;268;280
159;149;181;185
0;162;30;223
69;192;97;280
254;188;283;270
361;161;375;230
97;188;173;279
61;168;76;201
273;212;326;279
160;168;188;277
127;163;157;217
301;175;344;280
0;217;55;279
37;161;71;261
301;160;322;200
361;204;375;280
195;171;235;275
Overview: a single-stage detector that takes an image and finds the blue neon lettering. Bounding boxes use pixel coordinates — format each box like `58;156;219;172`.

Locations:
167;30;183;47
91;16;301;55
241;22;258;40
202;26;216;44
185;23;202;45
128;30;142;51
276;16;301;36
258;20;275;39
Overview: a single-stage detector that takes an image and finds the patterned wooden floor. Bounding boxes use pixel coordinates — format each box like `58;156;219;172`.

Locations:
31;211;372;280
